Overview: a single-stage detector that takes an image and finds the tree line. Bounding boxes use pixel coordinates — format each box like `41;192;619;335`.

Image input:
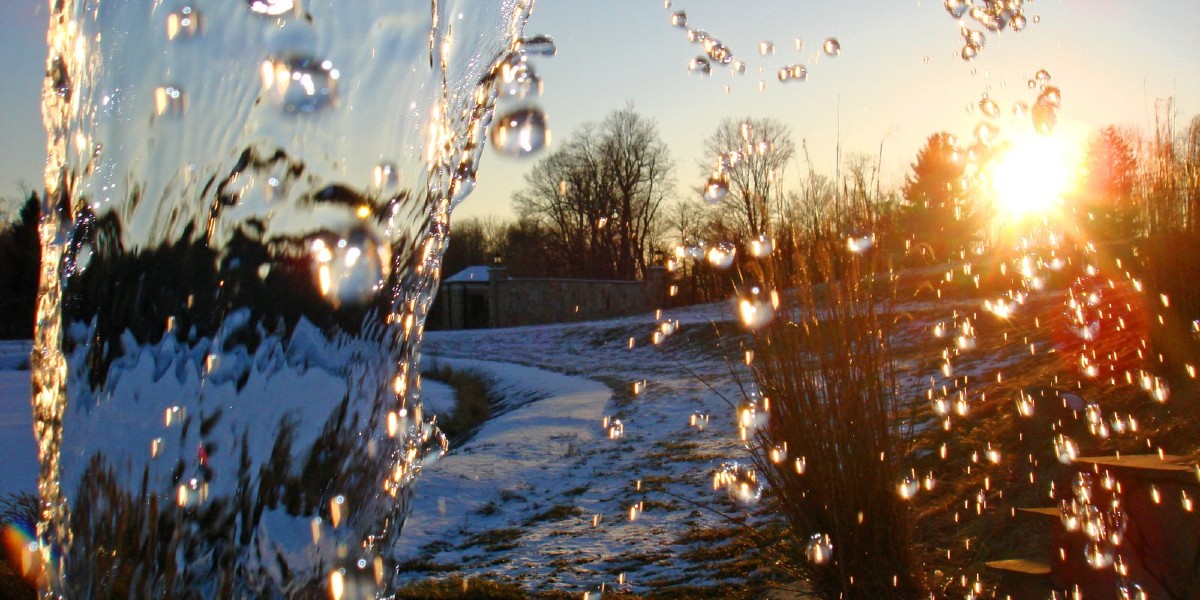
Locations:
4;107;1199;338
443;104;1200;304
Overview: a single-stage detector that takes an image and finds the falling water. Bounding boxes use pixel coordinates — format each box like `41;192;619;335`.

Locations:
36;0;538;596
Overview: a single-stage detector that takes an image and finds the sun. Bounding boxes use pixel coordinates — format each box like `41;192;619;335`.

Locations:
988;131;1083;221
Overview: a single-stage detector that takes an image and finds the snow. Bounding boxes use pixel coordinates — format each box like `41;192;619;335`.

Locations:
0;293;961;594
443;265;495;283
0;341;36;498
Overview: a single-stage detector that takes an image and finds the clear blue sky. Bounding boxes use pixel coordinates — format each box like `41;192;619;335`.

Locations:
3;1;1198;225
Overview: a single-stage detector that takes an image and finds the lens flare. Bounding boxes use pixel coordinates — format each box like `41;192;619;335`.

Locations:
988;131;1082;221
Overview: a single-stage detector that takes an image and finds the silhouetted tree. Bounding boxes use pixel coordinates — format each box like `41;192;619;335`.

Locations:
0;192;41;339
900;133;975;263
441;216;503;278
1077;126;1139;241
514;106;673;280
699;117;796;240
494;217;560;278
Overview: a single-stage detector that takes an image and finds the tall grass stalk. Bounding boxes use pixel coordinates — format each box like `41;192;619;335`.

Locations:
742;236;924;599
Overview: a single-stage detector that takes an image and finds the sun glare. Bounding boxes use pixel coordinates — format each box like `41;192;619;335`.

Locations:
989;132;1082;221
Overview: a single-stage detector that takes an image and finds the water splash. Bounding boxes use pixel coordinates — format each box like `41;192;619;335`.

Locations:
37;0;537;595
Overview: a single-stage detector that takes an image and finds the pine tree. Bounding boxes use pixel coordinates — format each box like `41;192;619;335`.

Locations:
901;133;976;262
0;192;41;339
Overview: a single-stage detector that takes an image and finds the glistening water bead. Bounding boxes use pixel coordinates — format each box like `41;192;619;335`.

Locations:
703;175;728;204
822;37;841;56
805;533;833;564
519;34;557;57
261;54;339;113
491;108;549;157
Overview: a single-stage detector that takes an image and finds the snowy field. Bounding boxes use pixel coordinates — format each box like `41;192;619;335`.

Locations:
0;301;769;593
0;340;36;498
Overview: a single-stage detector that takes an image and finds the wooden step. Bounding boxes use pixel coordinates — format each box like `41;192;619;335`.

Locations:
986;558;1054;598
1074;454;1198;484
985;558;1051;576
1016;506;1060;519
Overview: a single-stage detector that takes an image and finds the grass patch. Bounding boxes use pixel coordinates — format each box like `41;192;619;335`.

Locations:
460;528;524;553
523;504;584;526
422;362;498;445
394;577;577;599
562;485;590;497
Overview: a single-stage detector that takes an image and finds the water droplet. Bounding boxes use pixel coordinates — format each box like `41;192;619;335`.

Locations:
738;288;775;331
1117;582;1147;600
923;55;931;64
1054;434;1079;464
153;85;185;116
248;0;293;16
1015;392;1035;417
606;418;624;440
670;11;687;28
261;54;339;113
310;228;391;307
730;60;746;76
519;34;556;57
1032;98;1058;134
1035;68;1052;83
898;477;920;499
372;163;399;191
706;242;736;269
689;56;712;76
945;0;969;19
704;39;733;64
961;45;978;61
974;121;1000;146
822;38;841;56
805;533;833;564
491;107;549;156
846;234;874;253
758;41;775;56
978;95;1000;118
499;60;542;99
778;64;807;83
1084;542;1114;569
1038;85;1062;106
166;6;202;40
748;235;774;258
1032;14;1041;24
1010;14;1027;31
1011;101;1029;118
703;175;728;204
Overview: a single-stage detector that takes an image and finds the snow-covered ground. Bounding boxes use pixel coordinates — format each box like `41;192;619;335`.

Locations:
0;340;36;498
395;304;770;594
0;301;765;593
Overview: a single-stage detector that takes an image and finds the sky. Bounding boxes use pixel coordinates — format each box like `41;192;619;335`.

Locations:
2;1;1198;226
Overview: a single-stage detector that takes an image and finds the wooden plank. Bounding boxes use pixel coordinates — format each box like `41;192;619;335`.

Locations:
986;558;1052;576
1017;506;1060;519
1075;454;1198;484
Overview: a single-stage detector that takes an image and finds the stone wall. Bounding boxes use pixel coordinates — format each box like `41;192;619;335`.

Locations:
434;267;667;329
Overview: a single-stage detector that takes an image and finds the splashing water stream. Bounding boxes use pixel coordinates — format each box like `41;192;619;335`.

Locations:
37;0;539;596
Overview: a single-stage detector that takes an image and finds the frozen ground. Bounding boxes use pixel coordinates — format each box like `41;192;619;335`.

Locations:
0;294;954;594
0;302;766;593
0;340;36;498
397;303;774;594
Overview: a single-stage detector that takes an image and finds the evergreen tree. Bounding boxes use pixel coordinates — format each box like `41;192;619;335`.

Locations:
0;192;41;339
901;133;976;262
1077;126;1139;241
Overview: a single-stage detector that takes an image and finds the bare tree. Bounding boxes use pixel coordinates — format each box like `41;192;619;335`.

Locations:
699;117;796;240
514;106;673;280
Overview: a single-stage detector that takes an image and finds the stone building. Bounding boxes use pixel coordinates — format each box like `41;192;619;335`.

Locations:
434;266;667;329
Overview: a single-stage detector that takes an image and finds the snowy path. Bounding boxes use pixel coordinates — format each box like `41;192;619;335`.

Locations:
0;341;36;497
399;357;611;555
